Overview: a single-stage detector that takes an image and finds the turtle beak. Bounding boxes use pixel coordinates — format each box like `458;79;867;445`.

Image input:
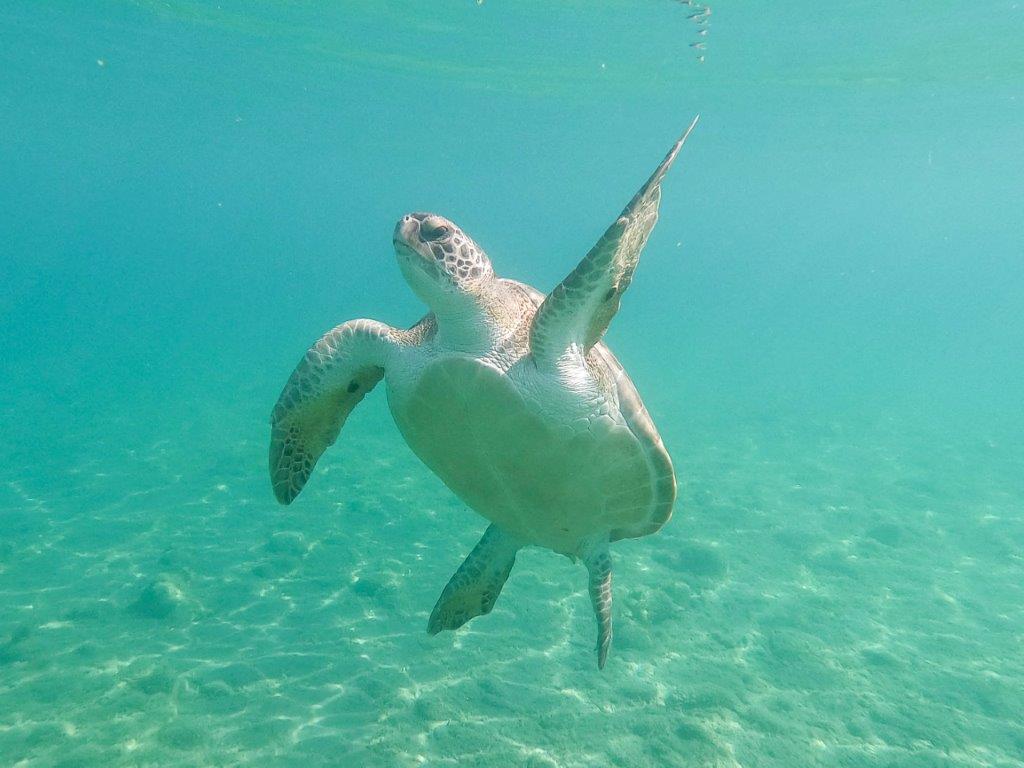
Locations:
393;214;420;249
394;214;444;296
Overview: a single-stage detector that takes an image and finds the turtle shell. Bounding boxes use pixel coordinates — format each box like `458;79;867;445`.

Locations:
387;348;675;556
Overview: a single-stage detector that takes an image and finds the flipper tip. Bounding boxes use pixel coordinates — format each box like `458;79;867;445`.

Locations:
679;113;700;145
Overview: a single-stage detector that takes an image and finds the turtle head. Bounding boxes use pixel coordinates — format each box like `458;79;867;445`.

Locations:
393;213;495;308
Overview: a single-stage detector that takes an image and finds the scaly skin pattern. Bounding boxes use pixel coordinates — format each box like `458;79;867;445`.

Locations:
426;523;521;635
269;317;432;504
530;115;699;358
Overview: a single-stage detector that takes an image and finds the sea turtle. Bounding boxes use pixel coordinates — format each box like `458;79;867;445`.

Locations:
269;116;698;668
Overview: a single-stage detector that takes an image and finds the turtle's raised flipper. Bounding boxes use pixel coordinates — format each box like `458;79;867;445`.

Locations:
530;116;698;361
428;524;521;635
584;542;614;670
270;319;400;504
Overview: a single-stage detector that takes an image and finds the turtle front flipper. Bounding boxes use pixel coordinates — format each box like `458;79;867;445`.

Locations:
428;524;521;635
530;116;698;362
270;319;402;504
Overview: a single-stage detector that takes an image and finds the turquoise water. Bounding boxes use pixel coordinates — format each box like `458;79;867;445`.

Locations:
2;1;1024;765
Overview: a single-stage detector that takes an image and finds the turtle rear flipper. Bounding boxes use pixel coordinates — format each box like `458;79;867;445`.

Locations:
428;524;521;635
584;540;614;670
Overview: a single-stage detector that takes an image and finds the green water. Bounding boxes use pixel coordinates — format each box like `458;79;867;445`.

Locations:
2;2;1023;766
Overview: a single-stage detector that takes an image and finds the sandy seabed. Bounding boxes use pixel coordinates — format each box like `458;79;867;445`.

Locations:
1;390;1022;768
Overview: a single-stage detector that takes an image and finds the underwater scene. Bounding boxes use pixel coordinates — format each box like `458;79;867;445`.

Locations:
2;1;1023;766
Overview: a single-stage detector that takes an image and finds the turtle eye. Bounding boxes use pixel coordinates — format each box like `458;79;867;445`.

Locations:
420;222;451;242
